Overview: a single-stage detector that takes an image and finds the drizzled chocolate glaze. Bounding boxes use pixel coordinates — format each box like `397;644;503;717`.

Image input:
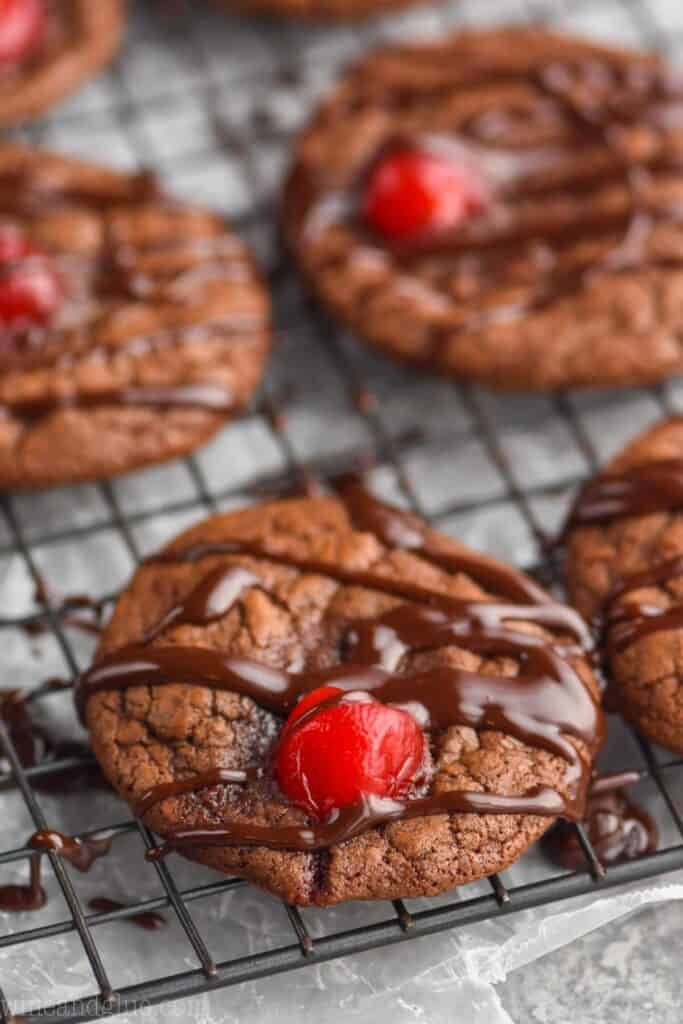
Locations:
564;457;683;532
286;41;683;362
78;480;602;856
565;453;683;657
6;383;239;421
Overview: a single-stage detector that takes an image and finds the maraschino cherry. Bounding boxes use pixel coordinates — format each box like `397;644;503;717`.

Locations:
0;228;61;326
363;146;488;242
0;0;46;66
275;685;426;819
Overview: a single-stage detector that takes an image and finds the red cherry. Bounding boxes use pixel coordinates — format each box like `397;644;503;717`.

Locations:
363;147;488;242
275;685;426;819
0;229;60;326
0;0;45;65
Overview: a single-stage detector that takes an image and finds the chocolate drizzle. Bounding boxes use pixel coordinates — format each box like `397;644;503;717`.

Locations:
287;42;683;363
565;453;683;657
565;457;683;532
77;480;602;856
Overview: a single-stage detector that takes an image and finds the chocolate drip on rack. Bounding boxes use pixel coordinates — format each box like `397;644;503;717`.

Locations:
77;483;601;854
0;679;103;794
87;898;166;931
0;829;114;914
0;857;46;912
542;771;657;870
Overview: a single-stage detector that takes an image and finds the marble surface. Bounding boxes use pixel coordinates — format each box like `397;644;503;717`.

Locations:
498;902;683;1024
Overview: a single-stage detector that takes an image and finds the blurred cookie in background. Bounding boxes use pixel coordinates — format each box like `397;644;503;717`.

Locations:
0;0;125;125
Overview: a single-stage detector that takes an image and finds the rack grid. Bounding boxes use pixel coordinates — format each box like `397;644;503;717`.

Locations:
3;0;683;1019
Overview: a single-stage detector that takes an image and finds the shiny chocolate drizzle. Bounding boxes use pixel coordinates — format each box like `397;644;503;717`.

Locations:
565;456;683;532
288;47;683;360
76;479;602;857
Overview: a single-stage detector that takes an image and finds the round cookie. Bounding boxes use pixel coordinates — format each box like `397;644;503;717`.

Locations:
82;482;602;905
565;417;683;754
220;0;427;18
0;144;270;489
284;28;683;392
0;0;125;125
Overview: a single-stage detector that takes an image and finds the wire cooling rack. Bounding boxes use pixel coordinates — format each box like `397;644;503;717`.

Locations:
4;0;683;1020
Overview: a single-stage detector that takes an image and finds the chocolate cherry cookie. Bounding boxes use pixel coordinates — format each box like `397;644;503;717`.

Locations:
80;480;603;905
0;0;124;125
285;28;683;392
564;418;683;753
0;145;270;488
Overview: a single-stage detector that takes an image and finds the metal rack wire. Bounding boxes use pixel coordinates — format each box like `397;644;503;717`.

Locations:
3;0;683;1020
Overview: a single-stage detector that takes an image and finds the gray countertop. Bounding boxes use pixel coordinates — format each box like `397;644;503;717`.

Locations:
498;903;683;1024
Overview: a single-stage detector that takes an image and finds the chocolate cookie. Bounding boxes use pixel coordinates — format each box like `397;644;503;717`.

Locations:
0;0;124;126
284;28;683;392
0;144;270;489
565;417;683;753
221;0;426;18
81;480;602;905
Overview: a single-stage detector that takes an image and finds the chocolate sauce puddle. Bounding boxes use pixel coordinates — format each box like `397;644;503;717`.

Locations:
77;482;602;855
